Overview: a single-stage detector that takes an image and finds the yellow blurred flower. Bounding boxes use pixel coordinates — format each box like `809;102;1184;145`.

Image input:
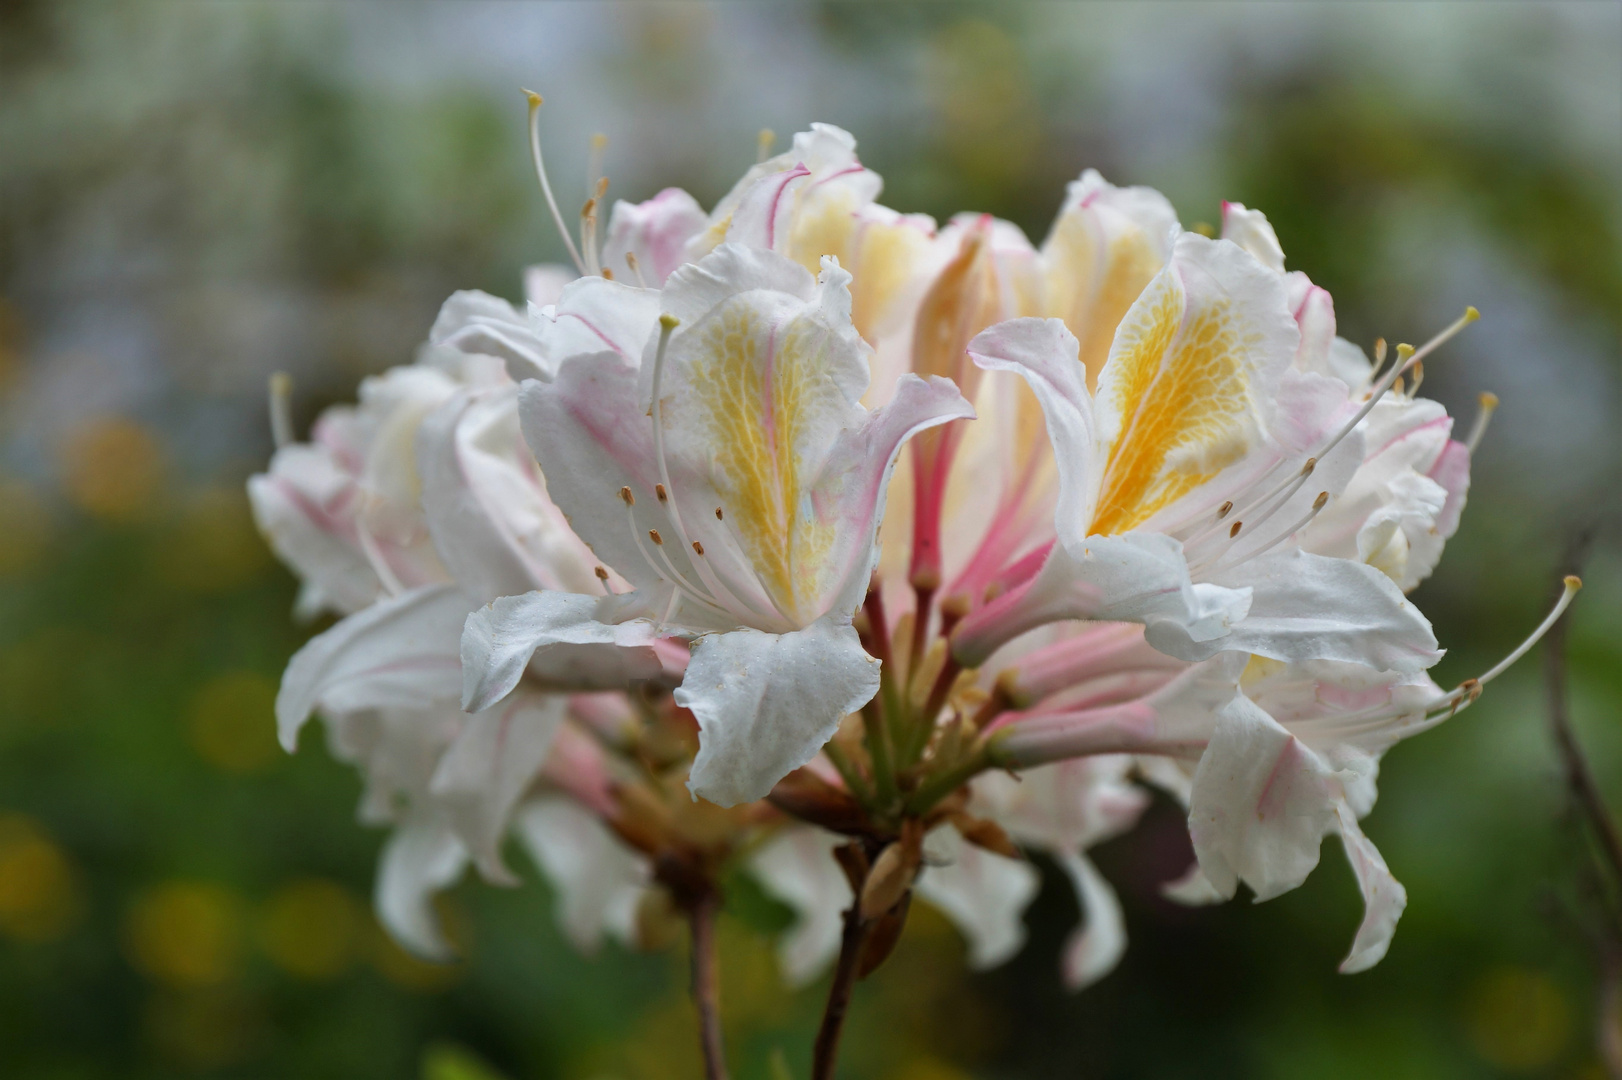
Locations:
153;485;272;594
60;416;165;523
1465;966;1571;1070
0;813;82;942
124;881;244;987
188;670;280;774
0;479;51;577
143;987;265;1070
257;877;365;981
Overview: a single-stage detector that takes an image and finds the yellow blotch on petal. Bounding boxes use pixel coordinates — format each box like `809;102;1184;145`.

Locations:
1090;274;1260;535
686;303;836;622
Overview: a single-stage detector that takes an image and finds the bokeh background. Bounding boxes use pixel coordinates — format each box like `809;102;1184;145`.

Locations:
2;2;1619;1078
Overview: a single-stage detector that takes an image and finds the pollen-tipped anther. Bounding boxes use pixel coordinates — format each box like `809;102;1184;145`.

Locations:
594;566;609;581
692;541;704;556
619;486;635;507
649;529;663;546
655;483;668;502
1229;520;1242;539
1465;392;1499;454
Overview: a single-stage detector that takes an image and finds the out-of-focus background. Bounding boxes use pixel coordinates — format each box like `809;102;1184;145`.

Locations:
1;2;1619;1077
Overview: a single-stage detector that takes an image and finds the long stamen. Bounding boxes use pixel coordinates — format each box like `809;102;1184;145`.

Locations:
1304;576;1582;737
1183;457;1316;551
523;91;586;275
1194;491;1329;577
268;372;294;450
1465;392;1498;454
756;128;775;164
625;252;647;289
586;132;607;199
624;494;728;617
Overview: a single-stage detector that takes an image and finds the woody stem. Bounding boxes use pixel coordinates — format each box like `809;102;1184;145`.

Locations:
688;891;730;1080
812;881;871;1080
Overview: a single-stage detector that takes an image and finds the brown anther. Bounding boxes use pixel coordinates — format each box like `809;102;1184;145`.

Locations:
580;198;596;218
625;252;640;271
1302;456;1317;474
1313;490;1330;510
655;483;668;502
648;529;663;545
1460;677;1482;703
1229;520;1243;539
1217;500;1233;519
692;541;704;556
619;486;635;506
714;507;723;521
601;267;614;280
594;176;609;198
594;566;610;581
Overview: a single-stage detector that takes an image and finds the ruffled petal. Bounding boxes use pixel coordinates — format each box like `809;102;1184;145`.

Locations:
276;584;472;750
515;797;649;953
1334;802;1408;973
428;691;566;884
459;590;675;713
1054;849;1128;990
1041;170;1180;385
602;188;709;287
1192;550;1442;673
951;533;1251;668
375;814;469;961
1186;695;1339;902
914;824;1040;970
679;616;880;806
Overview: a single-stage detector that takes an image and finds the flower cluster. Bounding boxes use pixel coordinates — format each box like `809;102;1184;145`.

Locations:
251;105;1577;1057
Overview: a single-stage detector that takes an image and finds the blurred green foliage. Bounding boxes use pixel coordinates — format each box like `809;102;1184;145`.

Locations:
1;2;1618;1078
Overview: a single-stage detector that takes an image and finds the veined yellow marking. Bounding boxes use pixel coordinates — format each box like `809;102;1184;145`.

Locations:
685;301;836;621
1089;272;1261;536
1045;216;1167;388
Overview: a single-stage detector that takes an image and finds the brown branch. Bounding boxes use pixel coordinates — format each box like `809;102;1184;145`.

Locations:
1546;534;1622;1077
688;891;730;1080
812;892;870;1080
1546;538;1622;905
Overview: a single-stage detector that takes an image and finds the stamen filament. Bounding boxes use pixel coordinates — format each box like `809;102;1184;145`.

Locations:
756;128;775;164
625;252;647;289
1465;392;1498;454
523;91;586;275
268;372;294;450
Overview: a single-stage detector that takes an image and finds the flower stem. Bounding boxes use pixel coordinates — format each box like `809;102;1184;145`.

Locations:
688;892;730;1080
812;888;870;1080
905;737;996;816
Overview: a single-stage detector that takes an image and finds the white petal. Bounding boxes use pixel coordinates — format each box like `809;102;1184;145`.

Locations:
376;814;469;960
1159;861;1226;906
679;616;880;807
966;317;1098;536
1186;695;1339;902
276;585;472;751
1053;849;1128;991
428;691;566;884
428;288;549;382
1333;802;1408;973
248;450;381;618
515;797;649;953
750;827;852;987
418;387;599;603
915;824;1039;970
1195;550;1441;673
602;188;709;286
952;532;1251;668
459;590;673;712
1219;202;1286;274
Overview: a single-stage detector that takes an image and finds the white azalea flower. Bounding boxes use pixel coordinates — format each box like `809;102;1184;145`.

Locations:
460;241;972;807
950;232;1458;674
